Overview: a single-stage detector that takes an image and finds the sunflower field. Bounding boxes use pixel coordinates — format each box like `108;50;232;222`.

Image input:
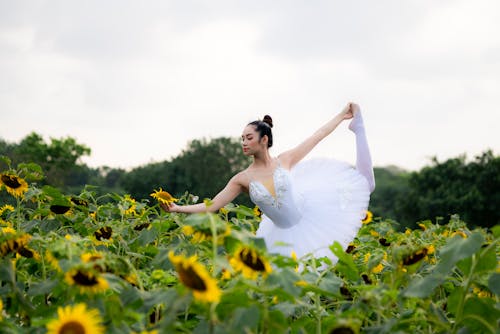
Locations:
0;160;499;334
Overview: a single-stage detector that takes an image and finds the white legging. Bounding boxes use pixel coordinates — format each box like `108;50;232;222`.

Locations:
349;110;376;193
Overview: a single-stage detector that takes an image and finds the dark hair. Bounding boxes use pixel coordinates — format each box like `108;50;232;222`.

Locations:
248;115;273;148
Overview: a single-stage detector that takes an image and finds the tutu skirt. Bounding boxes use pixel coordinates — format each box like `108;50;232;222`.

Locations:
255;158;371;261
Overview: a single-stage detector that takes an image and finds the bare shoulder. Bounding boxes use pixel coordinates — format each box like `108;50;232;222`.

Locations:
276;152;293;169
231;170;251;190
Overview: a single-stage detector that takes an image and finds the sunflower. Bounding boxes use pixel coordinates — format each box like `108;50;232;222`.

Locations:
371;263;384;274
345;244;356;254
253;206;262;218
134;222;151;231
401;248;429;266
70;197;89;207
17;245;40;260
81;252;106;272
230;245;272;280
0;233;31;257
50;204;72;215
181;224;231;244
45;250;62;272
327;318;361;334
123;273;139;286
46;303;105;334
361;210;373;224
451;230;468;239
120;194;137;216
150;188;178;205
65;267;109;294
0;173;28;198
0;204;15;216
94;226;112;241
81;252;104;263
168;251;221;303
328;323;359;334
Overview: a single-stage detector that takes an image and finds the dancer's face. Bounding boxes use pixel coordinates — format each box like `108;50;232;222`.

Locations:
241;125;267;156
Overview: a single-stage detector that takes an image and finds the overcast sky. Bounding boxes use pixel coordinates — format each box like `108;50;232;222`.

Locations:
1;0;499;172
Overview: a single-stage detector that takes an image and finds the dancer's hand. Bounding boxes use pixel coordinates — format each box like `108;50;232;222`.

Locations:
160;202;179;213
349;103;360;116
340;103;354;120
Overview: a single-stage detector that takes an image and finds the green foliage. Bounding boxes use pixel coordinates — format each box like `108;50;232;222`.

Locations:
2;133;498;232
0;176;498;333
398;150;499;229
122;137;252;205
0;132;91;189
369;166;410;223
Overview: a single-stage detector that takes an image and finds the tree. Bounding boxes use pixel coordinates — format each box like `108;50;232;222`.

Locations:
0;132;91;189
397;150;499;229
122;137;253;206
368;166;410;225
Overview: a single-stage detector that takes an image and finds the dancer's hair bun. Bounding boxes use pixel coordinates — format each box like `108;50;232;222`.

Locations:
262;115;273;128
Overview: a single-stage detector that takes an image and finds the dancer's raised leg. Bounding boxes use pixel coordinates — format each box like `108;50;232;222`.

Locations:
349;107;375;192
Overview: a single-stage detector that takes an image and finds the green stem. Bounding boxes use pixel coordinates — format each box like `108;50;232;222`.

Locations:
209;301;217;334
259;296;269;334
209;213;218;271
451;254;477;334
315;293;322;334
16;196;22;231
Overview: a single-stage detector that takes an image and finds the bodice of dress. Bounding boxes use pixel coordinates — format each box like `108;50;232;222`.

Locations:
249;166;303;229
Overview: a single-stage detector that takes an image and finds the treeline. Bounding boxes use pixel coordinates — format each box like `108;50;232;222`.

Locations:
1;132;498;230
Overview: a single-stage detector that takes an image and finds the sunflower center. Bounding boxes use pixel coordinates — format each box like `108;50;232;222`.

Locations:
402;249;428;266
1;175;21;188
94;227;112;240
50;205;71;214
73;271;98;286
59;320;86;334
239;250;266;271
329;326;355;334
178;265;207;291
18;246;34;258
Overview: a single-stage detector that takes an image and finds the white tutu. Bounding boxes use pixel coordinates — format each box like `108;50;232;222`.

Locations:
255;158;370;262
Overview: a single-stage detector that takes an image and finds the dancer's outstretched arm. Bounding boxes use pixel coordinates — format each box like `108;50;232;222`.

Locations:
349;104;375;193
279;103;353;169
160;174;244;213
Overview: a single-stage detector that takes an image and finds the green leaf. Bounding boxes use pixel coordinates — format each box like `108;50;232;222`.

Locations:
488;273;500;296
475;244;497;273
17;162;44;180
436;232;484;275
42;185;64;199
446;287;465;315
318;272;343;296
0;155;12;167
39;219;62;233
267;310;288;332
266;268;302;299
0;259;16;284
491;225;500;238
404;274;444;298
330;241;359;281
217;288;253;313
27;279;59;296
136;227;158;246
226;305;261;333
461;297;500;333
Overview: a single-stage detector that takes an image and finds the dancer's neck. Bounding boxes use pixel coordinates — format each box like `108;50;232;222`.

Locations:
252;151;274;168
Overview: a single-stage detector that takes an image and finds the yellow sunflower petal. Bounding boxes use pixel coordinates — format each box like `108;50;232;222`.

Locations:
168;251;221;303
46;303;105;334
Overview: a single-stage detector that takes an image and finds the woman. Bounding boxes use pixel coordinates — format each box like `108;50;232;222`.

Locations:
161;103;375;261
